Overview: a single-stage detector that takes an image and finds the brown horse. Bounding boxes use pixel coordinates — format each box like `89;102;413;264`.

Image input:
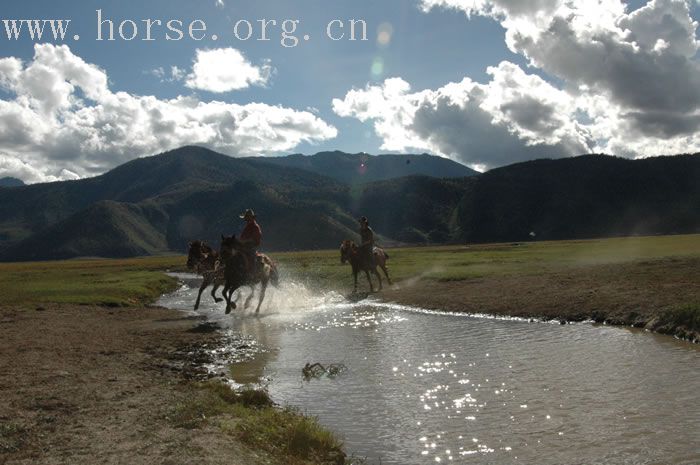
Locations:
186;240;225;310
340;240;392;293
219;235;280;314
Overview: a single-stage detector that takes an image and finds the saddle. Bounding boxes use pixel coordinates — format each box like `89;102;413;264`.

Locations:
242;252;267;280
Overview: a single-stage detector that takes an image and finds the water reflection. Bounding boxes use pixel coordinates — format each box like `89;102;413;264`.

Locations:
158;276;700;465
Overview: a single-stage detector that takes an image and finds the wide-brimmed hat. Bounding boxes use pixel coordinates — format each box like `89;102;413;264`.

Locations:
239;209;256;219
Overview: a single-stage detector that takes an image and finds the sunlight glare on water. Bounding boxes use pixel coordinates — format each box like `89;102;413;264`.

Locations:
158;275;700;465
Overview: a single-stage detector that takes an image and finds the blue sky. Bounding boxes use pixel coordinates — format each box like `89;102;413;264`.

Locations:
1;0;699;182
4;0;521;154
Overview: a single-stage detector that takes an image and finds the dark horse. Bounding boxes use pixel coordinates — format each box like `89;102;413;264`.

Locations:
340;240;392;293
186;240;224;310
219;235;279;314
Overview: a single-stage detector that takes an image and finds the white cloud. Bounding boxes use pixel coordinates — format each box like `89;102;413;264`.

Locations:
333;62;592;169
0;153;78;184
185;48;272;93
0;44;336;183
149;65;187;83
417;0;700;159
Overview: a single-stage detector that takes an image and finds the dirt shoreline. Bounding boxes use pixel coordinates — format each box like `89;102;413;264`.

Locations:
379;256;700;343
0;303;308;465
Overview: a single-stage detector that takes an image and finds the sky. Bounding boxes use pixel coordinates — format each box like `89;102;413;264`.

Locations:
0;0;699;183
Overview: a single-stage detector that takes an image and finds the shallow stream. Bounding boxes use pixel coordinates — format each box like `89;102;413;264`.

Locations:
158;274;699;465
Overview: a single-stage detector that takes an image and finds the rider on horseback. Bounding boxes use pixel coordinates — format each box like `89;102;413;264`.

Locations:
239;209;262;277
358;216;375;267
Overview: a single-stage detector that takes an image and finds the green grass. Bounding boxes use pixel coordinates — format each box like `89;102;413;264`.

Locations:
275;234;700;287
170;381;345;465
2;234;699;307
0;255;184;306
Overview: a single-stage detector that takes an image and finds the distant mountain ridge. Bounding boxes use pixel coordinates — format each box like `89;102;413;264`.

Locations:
244;151;477;184
0;177;25;188
0;147;698;262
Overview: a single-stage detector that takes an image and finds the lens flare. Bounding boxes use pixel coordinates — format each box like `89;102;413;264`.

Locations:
371;57;384;77
377;22;394;47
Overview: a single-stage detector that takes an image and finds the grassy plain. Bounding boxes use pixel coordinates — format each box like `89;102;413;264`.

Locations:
0;234;698;340
0;256;182;306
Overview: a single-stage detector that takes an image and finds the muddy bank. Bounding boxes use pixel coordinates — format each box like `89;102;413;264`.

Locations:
380;257;700;343
0;304;331;465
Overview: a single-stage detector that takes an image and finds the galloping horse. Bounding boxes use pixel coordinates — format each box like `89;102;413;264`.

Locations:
340;240;392;293
219;235;279;314
186;240;224;310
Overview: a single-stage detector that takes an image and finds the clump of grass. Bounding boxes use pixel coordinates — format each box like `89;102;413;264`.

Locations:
171;381;345;464
168;386;231;429
286;410;343;460
226;405;345;465
661;304;700;332
237;387;275;408
0;422;27;453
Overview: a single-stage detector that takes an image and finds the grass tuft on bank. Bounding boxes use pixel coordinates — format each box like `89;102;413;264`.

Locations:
170;381;346;465
657;304;700;336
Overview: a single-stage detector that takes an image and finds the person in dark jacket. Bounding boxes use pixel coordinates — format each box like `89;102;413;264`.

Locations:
358;216;375;268
239;209;261;275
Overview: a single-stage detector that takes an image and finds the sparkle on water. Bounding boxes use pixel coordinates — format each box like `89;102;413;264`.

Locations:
158;274;700;465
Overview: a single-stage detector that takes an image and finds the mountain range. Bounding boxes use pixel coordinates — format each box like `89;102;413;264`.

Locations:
0;147;698;261
0;148;470;261
244;151;477;184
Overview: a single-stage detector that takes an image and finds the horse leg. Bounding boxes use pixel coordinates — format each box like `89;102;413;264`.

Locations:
373;267;383;291
223;285;237;315
381;264;392;285
364;270;375;293
211;281;223;303
255;279;268;314
244;285;255;309
353;270;358;293
194;276;210;310
222;284;230;314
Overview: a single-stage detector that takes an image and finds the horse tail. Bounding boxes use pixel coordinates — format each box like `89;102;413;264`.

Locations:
375;248;389;260
270;263;280;287
262;255;280;287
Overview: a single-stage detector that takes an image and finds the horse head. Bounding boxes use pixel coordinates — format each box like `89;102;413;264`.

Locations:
186;240;205;269
219;234;242;260
340;240;356;264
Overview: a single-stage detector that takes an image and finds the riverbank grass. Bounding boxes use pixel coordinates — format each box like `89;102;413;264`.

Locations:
170;381;346;465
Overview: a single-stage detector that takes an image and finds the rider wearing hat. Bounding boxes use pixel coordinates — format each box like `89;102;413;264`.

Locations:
239;209;262;275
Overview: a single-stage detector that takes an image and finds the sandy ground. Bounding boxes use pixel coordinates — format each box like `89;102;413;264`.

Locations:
381;256;700;342
0;304;277;465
